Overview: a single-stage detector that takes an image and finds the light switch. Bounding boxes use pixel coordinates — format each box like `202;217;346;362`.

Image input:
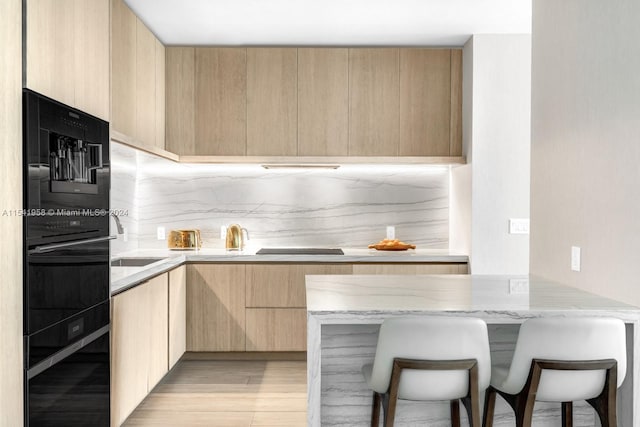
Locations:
509;218;530;234
571;246;581;272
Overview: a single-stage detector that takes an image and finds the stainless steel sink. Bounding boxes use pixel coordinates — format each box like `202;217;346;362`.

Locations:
110;257;165;267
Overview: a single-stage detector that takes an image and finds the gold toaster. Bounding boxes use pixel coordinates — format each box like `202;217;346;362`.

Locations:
167;229;202;250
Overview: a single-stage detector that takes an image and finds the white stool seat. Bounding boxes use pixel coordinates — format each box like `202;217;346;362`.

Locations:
484;317;627;427
492;317;626;401
362;316;491;426
362;362;473;401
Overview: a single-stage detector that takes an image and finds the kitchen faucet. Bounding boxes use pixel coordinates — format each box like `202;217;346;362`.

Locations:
111;212;125;234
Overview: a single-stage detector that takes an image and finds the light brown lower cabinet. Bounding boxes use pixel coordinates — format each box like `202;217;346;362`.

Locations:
111;273;168;427
110;262;466;423
245;308;307;351
186;264;246;351
184;262;466;354
147;274;169;390
244;264;352;351
246;264;352;308
168;265;187;368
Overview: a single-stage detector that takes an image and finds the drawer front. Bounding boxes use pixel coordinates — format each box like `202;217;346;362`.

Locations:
245;308;307;351
246;264;352;308
187;264;246;351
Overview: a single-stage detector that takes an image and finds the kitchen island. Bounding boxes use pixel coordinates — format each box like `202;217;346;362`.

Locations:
306;275;640;427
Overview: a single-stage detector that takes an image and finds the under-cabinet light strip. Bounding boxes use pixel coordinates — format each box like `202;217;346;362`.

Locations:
260;164;341;170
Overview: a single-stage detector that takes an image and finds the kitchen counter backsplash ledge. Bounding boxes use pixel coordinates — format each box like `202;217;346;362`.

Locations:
110;248;469;295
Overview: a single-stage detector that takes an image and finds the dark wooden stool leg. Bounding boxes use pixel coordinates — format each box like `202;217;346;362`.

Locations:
461;396;480;427
587;363;617;427
562;402;573;427
371;392;381;427
483;387;497;427
450;399;461;427
381;393;391;427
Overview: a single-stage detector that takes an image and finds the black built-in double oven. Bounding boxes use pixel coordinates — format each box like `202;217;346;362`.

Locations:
23;89;111;426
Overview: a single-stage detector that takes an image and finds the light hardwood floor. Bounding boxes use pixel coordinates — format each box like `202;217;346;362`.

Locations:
123;356;307;426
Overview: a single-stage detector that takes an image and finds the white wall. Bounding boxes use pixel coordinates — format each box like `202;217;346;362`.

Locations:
530;0;640;304
461;34;532;274
0;0;24;422
449;41;474;256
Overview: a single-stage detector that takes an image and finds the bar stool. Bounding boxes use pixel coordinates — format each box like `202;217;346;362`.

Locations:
483;317;626;427
362;317;491;427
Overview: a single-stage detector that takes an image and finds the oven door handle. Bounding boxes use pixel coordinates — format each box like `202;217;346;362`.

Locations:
26;324;110;380
29;235;116;254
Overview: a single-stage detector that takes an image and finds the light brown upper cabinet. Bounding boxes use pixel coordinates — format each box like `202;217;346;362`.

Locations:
135;18;157;148
155;39;166;151
449;50;463;156
349;48;400;156
25;0;110;121
74;0;110;121
400;49;451;156
398;49;463;156
297;49;349;156
246;48;298;156
195;48;247;155
111;0;136;136
111;0;165;150
166;47;247;155
164;47;462;159
166;47;195;155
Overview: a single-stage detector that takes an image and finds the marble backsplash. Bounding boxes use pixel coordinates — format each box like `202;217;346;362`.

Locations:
110;142;450;254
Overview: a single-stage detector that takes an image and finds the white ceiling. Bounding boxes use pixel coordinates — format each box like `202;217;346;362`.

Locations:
125;0;531;46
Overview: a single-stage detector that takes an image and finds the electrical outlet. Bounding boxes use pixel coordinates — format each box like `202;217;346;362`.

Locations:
509;278;530;294
571;246;581;272
220;225;227;240
157;226;165;240
509;218;530;234
386;226;395;239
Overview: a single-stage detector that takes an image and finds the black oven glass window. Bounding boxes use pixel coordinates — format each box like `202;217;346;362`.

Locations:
49;132;103;194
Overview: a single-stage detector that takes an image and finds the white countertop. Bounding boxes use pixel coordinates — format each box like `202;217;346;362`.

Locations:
304;275;640;427
305;274;639;315
110;248;468;295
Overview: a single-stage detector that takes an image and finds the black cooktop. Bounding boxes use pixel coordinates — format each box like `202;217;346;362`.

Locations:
256;248;344;255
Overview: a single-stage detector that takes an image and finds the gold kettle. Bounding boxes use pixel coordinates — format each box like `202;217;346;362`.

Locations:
225;224;249;250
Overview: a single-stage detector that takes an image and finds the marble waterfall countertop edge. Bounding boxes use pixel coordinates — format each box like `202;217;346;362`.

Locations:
305;275;640;427
304;274;640;316
110;248;468;296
